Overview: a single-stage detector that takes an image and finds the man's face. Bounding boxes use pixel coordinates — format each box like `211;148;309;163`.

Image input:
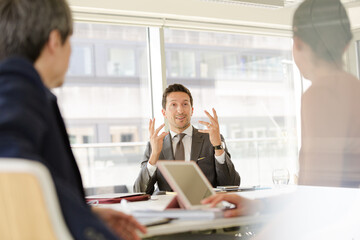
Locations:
54;36;71;87
45;34;71;89
34;31;72;89
162;91;193;133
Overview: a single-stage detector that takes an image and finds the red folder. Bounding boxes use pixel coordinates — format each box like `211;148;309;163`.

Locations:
86;193;150;204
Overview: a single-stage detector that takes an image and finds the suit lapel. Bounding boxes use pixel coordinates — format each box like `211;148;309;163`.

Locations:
191;127;204;161
162;134;174;160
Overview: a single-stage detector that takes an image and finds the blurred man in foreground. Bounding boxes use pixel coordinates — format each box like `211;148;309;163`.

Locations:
0;0;145;239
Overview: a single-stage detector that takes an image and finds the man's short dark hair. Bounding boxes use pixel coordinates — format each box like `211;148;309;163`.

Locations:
162;84;193;109
0;0;73;63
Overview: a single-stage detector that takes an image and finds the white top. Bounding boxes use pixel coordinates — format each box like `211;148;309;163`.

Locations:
147;125;225;176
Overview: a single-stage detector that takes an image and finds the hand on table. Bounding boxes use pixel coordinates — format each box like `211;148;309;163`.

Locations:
201;194;261;217
92;207;147;240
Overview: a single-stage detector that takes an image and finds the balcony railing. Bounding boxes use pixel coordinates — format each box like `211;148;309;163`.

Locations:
71;137;298;189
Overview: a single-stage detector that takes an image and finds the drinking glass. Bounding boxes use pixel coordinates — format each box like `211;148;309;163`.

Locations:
272;168;290;186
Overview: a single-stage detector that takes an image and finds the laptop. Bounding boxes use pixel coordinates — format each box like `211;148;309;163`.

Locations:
157;160;217;210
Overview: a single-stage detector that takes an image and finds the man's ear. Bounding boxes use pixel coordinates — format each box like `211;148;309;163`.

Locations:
293;36;303;51
161;108;166;117
46;30;62;54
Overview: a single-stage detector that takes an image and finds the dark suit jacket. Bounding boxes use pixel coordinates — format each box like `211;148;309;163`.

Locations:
133;127;240;194
0;57;119;240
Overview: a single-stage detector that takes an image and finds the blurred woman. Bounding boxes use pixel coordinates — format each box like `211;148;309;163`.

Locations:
294;0;360;188
203;0;360;215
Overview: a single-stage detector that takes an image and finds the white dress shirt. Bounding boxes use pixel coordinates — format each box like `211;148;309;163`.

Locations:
147;125;225;176
170;125;193;162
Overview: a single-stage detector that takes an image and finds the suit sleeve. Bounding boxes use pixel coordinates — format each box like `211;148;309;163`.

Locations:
0;78;118;240
214;135;241;186
54;178;119;240
133;142;158;194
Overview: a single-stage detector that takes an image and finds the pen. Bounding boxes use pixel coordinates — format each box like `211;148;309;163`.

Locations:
197;157;205;161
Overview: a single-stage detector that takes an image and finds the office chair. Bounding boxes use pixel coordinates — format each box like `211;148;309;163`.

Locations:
0;158;73;240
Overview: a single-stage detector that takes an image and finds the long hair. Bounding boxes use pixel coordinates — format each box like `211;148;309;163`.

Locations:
293;0;352;65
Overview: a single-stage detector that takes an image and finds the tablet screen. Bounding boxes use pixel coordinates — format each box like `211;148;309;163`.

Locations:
162;163;213;205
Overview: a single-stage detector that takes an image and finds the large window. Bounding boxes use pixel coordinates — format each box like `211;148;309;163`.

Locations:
164;29;299;186
53;23;301;191
53;23;151;189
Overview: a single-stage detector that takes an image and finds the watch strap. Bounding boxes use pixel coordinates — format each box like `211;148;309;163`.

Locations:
214;144;223;150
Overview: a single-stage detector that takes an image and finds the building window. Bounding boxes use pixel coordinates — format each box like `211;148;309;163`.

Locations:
121;134;133;142
107;48;136;77
69;135;76;144
67;45;94;76
82;135;90;144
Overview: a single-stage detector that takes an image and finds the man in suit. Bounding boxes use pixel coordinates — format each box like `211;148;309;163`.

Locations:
134;84;240;194
0;0;145;239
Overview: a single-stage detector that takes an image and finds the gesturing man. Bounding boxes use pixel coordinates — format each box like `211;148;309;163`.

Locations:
134;84;240;194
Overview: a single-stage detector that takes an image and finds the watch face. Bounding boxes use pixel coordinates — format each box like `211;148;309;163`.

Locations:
214;145;223;150
214;142;225;150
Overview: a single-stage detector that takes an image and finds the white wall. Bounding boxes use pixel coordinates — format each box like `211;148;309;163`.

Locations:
67;0;360;77
68;0;294;34
68;0;360;31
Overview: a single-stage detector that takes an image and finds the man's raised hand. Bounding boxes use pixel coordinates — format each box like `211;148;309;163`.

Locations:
148;118;168;165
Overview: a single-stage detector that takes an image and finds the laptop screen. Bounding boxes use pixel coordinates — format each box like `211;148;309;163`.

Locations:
159;162;213;206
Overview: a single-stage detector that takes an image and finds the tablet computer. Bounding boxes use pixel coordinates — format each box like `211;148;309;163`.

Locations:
157;161;216;210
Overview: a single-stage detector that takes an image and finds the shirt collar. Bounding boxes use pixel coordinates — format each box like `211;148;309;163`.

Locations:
170;124;193;139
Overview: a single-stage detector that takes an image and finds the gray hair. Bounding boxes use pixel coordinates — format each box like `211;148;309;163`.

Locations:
0;0;73;62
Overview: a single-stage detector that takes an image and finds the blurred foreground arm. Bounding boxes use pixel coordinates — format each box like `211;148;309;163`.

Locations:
201;194;262;217
202;193;293;217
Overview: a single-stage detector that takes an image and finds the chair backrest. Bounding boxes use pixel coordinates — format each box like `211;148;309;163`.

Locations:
0;158;73;240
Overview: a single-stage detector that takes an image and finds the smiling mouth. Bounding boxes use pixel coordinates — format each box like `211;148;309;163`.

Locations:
176;116;186;121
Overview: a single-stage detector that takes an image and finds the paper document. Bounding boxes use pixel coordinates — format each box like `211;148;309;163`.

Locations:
132;208;224;220
86;193;150;204
86;193;145;199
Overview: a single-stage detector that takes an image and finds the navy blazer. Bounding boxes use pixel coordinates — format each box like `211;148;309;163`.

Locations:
0;57;119;240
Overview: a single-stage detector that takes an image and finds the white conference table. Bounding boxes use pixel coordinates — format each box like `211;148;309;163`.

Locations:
137;210;270;238
103;187;289;238
101;185;360;239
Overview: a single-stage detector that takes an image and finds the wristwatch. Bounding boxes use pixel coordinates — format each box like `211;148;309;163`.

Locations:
213;142;225;150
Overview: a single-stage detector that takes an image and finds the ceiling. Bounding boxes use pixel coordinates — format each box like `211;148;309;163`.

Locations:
69;0;360;32
202;0;360;8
